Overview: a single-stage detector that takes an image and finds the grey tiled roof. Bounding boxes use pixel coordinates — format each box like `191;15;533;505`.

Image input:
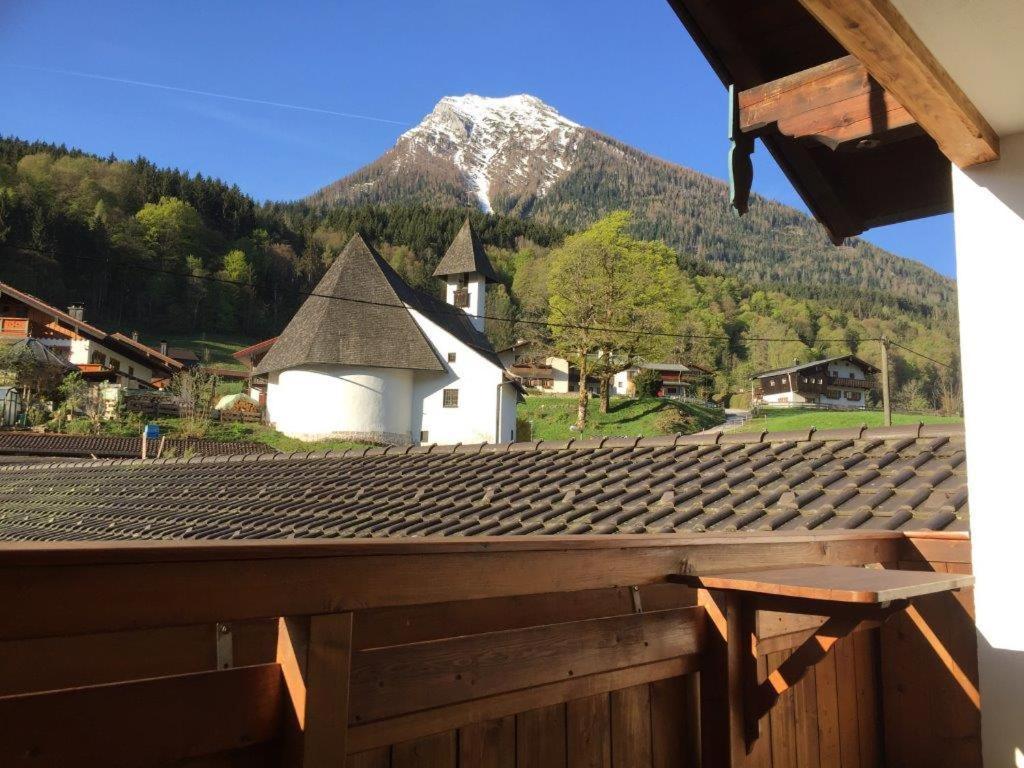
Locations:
0;424;967;541
432;218;501;283
255;234;445;375
0;432;273;460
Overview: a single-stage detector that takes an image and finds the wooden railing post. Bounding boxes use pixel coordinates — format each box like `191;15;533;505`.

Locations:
277;613;354;767
697;589;748;768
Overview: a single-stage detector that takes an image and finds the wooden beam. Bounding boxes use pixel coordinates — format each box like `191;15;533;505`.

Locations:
277;613;354;767
0;664;283;768
0;533;902;641
739;55;916;149
795;0;999;167
350;607;705;723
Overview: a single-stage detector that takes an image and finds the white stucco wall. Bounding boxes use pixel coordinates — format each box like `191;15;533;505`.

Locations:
953;131;1024;766
445;273;486;333
612;369;634;396
760;391;808;406
266;365;413;443
546;356;570;393
40;338;155;384
408;307;509;445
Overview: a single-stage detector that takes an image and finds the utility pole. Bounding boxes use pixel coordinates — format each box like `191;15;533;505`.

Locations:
880;336;892;427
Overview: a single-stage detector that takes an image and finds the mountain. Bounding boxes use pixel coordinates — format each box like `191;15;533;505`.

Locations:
311;94;957;323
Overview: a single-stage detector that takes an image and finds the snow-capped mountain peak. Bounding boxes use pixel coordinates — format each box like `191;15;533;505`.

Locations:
397;94;583;212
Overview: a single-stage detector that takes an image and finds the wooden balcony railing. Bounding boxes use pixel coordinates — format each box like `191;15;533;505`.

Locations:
0;317;29;336
0;531;978;768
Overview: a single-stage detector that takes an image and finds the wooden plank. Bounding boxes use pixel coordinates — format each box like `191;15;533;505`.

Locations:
348;657;698;754
739;55;914;148
392;732;456;768
460;716;516;768
814;648;841;767
611;684;652;767
743;655;774;768
567;693;611;768
900;536;973;565
305;613;354;766
650;677;691;768
517;704;567;768
354;583;694;651
674;565;973;604
768;651;797;768
851;631;879;768
696;589;730;768
834;638;861;768
0;664;283;768
791;663;819;768
0;534;902;641
756;620;880;656
0;618;277;697
349;607;704;723
794;0;998;167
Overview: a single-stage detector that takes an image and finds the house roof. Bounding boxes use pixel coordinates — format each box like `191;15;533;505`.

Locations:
0;424;967;541
432;218;502;283
664;0;952;242
255;235;445;375
754;355;880;380
0;432;274;460
255;234;503;375
233;337;278;363
0;281;180;376
0;338;75;371
166;347;199;363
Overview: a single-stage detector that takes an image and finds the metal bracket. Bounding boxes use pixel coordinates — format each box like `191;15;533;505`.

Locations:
631;585;644;614
216;622;234;670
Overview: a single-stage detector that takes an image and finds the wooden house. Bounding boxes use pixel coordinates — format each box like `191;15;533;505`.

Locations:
753;355;878;409
0;281;181;388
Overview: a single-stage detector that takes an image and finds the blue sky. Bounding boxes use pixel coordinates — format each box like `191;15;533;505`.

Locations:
0;0;955;277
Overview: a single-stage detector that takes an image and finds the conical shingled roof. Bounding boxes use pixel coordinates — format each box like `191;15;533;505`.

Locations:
432;218;501;283
255;234;444;375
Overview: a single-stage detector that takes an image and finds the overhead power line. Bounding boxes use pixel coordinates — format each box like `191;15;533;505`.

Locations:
72;254;957;368
78;255;866;344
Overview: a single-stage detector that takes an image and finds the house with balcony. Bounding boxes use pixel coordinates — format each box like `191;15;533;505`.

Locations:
753;355;878;409
612;362;711;399
0;281;181;388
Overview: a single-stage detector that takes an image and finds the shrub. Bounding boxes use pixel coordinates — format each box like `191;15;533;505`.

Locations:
515;417;532;442
652;406;694;435
633;368;661;398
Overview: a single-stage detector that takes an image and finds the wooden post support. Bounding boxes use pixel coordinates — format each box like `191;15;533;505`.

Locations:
277;613;354;768
880;337;892;427
697;589;747;768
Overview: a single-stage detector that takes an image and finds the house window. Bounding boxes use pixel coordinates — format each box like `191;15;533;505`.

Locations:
447;352;457;363
847;391;862;402
453;288;470;308
443;389;459;408
827;390;842;399
419;430;429;443
128;367;134;379
110;360;120;372
769;379;775;386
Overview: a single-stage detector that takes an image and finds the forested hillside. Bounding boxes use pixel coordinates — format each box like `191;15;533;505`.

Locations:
0;137;959;409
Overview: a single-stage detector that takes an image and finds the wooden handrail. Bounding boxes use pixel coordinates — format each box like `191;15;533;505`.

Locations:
0;532;903;641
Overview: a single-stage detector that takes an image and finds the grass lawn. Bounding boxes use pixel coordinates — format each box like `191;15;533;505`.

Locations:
139;331;256;370
518;395;724;441
742;407;963;433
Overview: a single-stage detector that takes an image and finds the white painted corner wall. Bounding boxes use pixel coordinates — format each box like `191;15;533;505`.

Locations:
952;130;1024;767
408;306;512;445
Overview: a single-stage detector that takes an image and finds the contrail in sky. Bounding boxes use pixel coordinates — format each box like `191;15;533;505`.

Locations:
4;63;410;126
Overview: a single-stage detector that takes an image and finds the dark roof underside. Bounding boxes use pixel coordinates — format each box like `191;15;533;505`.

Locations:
0;424;967;541
432;219;501;283
665;0;952;242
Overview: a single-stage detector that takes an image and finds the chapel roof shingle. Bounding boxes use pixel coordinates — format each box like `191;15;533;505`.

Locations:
432;218;501;283
0;424;967;542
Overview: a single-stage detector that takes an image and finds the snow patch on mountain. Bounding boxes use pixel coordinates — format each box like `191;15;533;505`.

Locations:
400;94;583;212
